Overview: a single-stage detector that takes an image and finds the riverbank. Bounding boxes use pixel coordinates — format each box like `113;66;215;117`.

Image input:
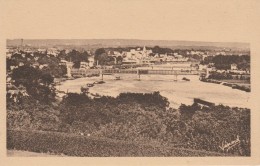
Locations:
200;78;250;92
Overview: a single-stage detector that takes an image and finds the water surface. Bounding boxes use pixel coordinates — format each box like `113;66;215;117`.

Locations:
58;75;250;109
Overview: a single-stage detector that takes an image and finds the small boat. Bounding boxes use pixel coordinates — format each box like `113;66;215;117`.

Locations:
56;90;66;94
81;86;89;93
94;80;105;84
67;77;75;80
115;76;120;80
87;83;94;87
182;77;190;81
74;75;83;78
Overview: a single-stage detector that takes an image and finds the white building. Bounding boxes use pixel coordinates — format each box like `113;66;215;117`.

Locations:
80;61;88;69
59;60;74;77
19;62;24;66
231;64;238;70
88;57;95;67
199;64;207;70
124;46;152;62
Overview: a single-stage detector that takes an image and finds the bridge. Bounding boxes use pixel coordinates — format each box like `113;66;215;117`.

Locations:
70;68;205;81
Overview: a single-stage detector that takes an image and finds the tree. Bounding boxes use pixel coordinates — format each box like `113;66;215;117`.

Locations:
93;48;116;65
95;48;106;57
57;50;67;60
12;66;55;103
94;48;106;65
152;46;174;55
12;65;42;87
116;56;123;64
62;50;89;68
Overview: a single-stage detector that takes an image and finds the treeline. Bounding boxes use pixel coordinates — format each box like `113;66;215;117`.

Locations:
94;48;122;66
208;72;250;80
57;49;90;68
7;49;91;76
201;55;250;70
7;51;67;78
208;72;233;80
7;91;250;156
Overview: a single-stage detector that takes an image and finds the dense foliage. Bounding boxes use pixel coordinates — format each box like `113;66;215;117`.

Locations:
11;66;56;103
201;55;250;70
7;52;67;78
151;46;174;54
207;71;233;80
7;91;250;156
58;49;90;68
94;48;115;65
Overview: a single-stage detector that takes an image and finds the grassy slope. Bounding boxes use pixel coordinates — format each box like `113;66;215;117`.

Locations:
7;129;232;157
7;150;64;157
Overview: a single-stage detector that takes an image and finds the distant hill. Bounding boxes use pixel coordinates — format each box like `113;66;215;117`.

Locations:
6;39;250;50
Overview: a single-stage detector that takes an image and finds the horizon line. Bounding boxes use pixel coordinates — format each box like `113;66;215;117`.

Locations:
6;38;250;45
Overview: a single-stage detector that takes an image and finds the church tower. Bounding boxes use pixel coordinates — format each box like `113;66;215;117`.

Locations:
142;46;147;57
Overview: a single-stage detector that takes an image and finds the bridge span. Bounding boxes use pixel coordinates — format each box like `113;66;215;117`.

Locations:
71;69;205;81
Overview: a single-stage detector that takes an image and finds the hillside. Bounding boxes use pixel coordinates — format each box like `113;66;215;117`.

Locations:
6;39;250;50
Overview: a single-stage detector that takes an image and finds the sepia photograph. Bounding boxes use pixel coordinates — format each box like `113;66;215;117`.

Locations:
1;0;260;165
6;39;251;157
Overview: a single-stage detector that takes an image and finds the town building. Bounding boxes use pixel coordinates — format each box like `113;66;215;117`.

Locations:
80;62;89;69
231;63;238;70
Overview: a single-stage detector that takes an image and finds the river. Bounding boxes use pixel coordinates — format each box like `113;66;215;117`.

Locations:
58;74;250;109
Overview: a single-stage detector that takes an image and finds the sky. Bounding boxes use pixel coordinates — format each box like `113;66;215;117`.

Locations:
1;0;260;42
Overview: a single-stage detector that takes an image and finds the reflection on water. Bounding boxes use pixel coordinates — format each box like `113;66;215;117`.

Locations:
58;75;250;109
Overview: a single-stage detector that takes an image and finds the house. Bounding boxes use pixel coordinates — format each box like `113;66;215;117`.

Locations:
37;48;47;53
88;57;95;67
199;64;207;70
113;51;121;56
10;66;18;70
216;69;226;73
230;70;247;75
39;64;48;69
59;60;74;68
205;67;216;78
80;61;88;69
122;58;138;64
208;63;215;67
6;53;12;59
124;46;152;63
19;62;24;66
175;54;183;59
231;64;238;70
31;62;40;68
7;85;28;102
